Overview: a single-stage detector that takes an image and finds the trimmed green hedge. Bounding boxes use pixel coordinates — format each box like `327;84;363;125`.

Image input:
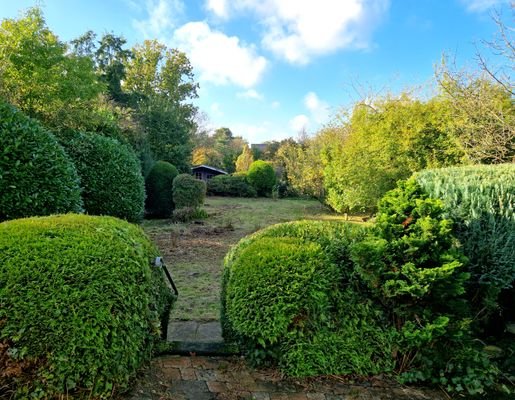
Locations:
0;214;173;398
0;101;82;221
172;173;206;209
61;131;145;222
247;160;276;196
221;221;395;376
145;161;179;218
207;175;257;197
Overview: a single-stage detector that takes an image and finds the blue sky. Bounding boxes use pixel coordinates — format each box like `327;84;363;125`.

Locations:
0;0;511;143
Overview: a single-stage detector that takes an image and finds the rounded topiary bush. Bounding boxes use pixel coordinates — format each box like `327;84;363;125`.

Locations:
61;131;145;222
0;101;82;221
247;160;276;196
172;173;206;209
145;161;179;218
221;221;393;376
0;214;173;398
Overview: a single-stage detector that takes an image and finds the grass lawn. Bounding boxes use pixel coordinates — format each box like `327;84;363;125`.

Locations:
141;196;361;321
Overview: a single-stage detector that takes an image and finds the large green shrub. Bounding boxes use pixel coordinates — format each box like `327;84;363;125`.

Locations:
222;221;394;376
351;178;498;395
206;174;257;197
414;164;515;322
172;173;206;209
61;131;145;222
0;214;174;398
145;161;179;218
0;101;82;221
247;160;276;196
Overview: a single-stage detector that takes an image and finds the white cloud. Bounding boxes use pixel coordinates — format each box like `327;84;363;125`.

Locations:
289;114;310;133
304;92;330;124
133;0;184;38
209;0;390;64
173;22;268;88
237;89;264;100
206;0;229;18
271;101;280;109
461;0;510;12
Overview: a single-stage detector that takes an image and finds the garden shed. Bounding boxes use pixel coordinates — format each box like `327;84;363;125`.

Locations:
192;165;228;182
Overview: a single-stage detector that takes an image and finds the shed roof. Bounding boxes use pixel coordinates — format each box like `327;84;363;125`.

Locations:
192;165;228;175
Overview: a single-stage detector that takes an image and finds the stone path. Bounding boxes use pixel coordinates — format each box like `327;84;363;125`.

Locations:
124;356;445;400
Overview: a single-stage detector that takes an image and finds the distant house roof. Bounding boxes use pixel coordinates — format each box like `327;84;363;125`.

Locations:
192;165;228;175
251;143;267;152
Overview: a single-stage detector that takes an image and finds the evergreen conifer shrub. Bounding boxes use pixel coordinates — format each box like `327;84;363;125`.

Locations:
145;161;179;218
0;214;174;398
0;101;82;221
61;131;145;222
172;173;206;209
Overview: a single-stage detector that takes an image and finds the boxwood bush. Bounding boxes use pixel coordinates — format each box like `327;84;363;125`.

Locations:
0;214;174;398
207;175;257;197
145;161;179;218
60;131;145;222
172;173;206;209
222;221;395;376
0;101;82;221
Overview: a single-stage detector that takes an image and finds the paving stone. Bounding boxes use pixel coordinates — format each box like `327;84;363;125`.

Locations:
287;394;308;400
168;321;198;341
169;380;213;399
306;393;326;400
180;367;196;380
162;356;192;368
270;394;290;400
207;381;229;393
196;368;220;381
196;321;223;342
161;367;181;381
251;393;271;400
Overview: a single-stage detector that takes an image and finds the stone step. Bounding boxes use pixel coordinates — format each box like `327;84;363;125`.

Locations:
163;340;240;356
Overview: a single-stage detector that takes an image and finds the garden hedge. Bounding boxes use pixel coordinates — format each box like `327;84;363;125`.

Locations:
172;173;206;209
60;131;145;222
0;101;82;221
247;160;276;196
0;214;174;398
221;221;395;376
414;164;515;322
145;161;179;218
207;175;257;197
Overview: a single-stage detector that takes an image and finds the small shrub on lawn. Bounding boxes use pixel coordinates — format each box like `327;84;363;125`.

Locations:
60;131;145;222
0;214;174;398
145;161;179;218
0;101;82;221
172;173;206;209
172;206;208;222
207;175;257;197
247;160;276;196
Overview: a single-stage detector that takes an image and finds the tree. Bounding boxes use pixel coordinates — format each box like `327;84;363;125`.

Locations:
0;8;104;130
235;144;254;172
123;40;199;171
192;147;224;168
437;61;515;164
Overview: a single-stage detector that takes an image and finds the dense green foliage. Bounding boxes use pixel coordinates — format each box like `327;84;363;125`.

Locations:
415;164;515;388
247;160;277;196
145;161;179;218
350;179;498;395
0;101;82;221
206;175;257;197
60;131;145;222
172;174;206;209
0;214;173;398
222;221;396;376
415;164;515;317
